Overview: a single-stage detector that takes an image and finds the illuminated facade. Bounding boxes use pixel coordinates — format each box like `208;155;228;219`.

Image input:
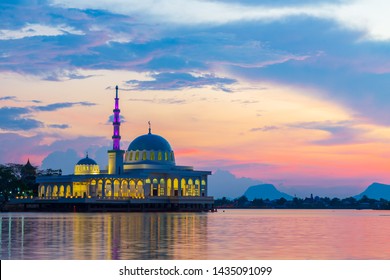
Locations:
31;86;213;211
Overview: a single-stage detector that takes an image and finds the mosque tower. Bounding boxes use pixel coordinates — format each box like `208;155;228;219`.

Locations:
112;85;121;150
107;85;125;174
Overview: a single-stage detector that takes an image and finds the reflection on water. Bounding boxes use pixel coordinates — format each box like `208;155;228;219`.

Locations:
0;212;208;260
1;210;390;260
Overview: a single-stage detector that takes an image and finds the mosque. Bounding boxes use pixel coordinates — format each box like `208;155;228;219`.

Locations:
17;86;213;212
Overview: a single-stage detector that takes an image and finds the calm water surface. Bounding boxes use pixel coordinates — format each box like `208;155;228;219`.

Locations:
1;209;389;259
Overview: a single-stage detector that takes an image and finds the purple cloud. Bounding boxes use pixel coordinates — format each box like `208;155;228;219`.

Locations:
0;107;43;131
0;96;17;101
126;72;236;91
0;102;96;131
250;126;280;132
290;120;367;145
47;124;70;129
34;101;96;111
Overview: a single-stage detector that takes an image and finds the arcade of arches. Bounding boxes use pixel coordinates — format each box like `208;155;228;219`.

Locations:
39;177;207;199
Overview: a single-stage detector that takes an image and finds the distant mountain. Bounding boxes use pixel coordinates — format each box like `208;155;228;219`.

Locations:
208;170;262;199
280;185;365;199
354;182;390;200
244;184;293;201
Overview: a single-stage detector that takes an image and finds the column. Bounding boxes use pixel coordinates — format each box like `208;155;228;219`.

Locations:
144;180;151;197
101;180;106;198
111;179;114;199
178;177;182;197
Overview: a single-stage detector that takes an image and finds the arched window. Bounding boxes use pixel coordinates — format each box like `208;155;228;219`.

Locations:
188;179;194;196
66;185;71;197
160;178;165;196
195;179;200;197
150;152;155;160
40;185;45;197
130;180;136;198
122;180;129;197
114;180;120;197
142;152;147;160
152;179;158;196
173;179;179;196
135;151;139;160
105;180;112;197
129;152;133;161
136;181;144;198
158;152;162;160
181;178;187;196
167;179;172;196
165;152;168;161
97;180;103;197
46;186;51;197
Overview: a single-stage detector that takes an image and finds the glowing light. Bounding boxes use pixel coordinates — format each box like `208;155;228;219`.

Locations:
112;86;122;150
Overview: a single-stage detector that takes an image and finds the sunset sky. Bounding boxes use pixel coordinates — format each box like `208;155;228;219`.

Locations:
1;0;390;197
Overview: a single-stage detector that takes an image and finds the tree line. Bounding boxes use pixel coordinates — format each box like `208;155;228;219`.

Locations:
215;195;390;210
0;163;38;201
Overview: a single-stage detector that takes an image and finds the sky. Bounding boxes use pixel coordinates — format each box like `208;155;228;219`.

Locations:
1;0;390;198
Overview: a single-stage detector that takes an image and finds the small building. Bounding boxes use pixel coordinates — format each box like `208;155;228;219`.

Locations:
14;86;213;212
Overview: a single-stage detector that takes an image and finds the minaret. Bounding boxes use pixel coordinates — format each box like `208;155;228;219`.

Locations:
112;85;121;150
107;85;125;175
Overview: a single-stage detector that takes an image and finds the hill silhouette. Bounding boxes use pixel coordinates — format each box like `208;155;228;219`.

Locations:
244;184;293;201
354;182;390;200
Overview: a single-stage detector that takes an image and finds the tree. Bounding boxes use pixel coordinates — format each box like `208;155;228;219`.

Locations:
276;197;287;206
0;162;38;200
252;198;264;208
235;195;249;207
215;197;233;207
0;164;20;200
330;197;341;207
292;197;303;208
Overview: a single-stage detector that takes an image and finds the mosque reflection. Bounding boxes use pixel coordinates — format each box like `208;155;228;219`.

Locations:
0;213;209;260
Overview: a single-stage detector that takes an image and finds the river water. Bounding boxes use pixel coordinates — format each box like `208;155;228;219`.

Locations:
1;209;389;259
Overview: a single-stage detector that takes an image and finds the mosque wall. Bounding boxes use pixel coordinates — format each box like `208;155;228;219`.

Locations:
37;173;208;199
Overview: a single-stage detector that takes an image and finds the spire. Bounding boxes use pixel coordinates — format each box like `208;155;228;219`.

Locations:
148;121;151;134
25;158;33;168
112;85;121;150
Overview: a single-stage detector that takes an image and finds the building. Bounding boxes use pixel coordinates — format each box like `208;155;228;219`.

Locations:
15;86;213;212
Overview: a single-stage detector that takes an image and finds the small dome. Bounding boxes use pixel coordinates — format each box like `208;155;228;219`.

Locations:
74;154;100;175
77;156;98;165
128;133;172;152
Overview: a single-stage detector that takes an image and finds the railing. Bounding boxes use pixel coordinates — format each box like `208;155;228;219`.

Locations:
32;195;146;200
17;194;212;200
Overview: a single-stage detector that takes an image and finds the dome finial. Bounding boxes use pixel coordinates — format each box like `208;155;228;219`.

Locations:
148;121;151;134
86;151;89;158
